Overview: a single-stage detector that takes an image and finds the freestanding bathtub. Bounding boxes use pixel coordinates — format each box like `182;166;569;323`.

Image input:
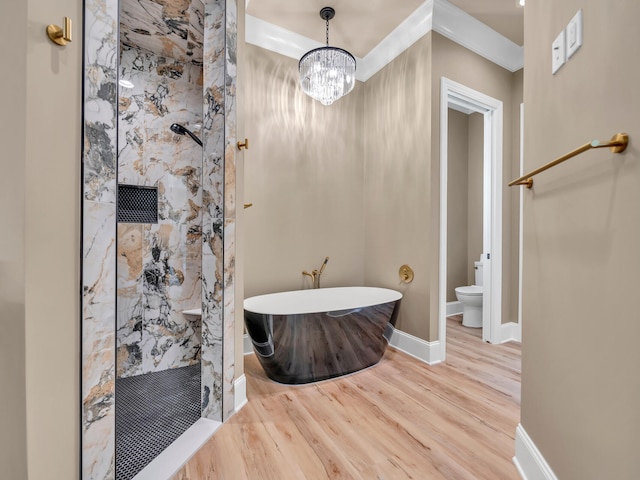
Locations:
244;287;402;384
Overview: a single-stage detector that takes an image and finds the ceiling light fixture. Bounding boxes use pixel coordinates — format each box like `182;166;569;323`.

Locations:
299;7;356;106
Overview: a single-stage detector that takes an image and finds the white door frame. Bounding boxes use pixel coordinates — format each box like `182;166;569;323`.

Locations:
518;103;524;327
439;77;503;359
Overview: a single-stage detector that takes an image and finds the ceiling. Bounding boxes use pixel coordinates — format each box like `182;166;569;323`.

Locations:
119;0;523;65
247;0;524;59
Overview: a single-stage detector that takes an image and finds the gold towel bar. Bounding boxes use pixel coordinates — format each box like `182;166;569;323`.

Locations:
509;133;629;188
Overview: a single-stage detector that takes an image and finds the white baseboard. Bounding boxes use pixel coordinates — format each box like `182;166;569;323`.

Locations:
243;333;252;355
389;328;444;365
233;374;247;413
513;424;558;480
446;301;463;316
501;322;522;343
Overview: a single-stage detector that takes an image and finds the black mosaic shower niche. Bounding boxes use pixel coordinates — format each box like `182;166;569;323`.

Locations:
117;184;158;224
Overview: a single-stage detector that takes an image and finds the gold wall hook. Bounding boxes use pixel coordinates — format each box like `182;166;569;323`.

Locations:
399;265;414;284
237;138;249;150
243;203;253;209
47;17;72;46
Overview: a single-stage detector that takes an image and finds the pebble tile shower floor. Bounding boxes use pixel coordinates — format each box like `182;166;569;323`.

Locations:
115;364;201;480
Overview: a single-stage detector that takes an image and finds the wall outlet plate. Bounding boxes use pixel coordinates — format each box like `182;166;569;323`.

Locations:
567;9;583;58
552;29;566;75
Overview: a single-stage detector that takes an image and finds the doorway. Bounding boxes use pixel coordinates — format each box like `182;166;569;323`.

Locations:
439;77;503;360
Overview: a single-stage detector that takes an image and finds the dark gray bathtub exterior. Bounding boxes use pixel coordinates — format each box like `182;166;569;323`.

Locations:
244;289;401;384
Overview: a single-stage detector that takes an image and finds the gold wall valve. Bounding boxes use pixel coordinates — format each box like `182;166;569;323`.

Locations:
47;17;72;46
237;138;249;150
399;265;414;284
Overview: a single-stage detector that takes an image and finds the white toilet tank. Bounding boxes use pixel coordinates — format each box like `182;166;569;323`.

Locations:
474;261;483;286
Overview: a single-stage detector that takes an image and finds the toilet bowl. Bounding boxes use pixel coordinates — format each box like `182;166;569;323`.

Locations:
455;260;483;328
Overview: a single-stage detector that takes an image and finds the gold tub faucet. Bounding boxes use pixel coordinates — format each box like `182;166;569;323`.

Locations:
302;256;329;289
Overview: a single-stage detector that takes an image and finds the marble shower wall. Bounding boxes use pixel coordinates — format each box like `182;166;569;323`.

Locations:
120;0;205;64
83;0;237;475
117;46;204;378
82;0;118;477
222;0;238;422
199;0;237;422
200;0;226;421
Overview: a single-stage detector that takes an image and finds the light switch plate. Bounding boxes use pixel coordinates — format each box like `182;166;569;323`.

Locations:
567;9;583;58
552;29;566;75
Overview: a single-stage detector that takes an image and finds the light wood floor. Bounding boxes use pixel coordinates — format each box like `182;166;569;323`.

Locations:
175;316;521;479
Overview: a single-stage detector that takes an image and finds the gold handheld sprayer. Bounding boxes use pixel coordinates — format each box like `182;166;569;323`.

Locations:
302;256;330;289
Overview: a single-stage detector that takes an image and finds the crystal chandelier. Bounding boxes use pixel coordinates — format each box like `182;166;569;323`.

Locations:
299;7;356;106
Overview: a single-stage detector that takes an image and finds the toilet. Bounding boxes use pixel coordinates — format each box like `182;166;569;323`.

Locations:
455;260;483;328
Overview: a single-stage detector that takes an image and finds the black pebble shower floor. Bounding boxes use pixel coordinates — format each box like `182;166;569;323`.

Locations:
115;364;201;480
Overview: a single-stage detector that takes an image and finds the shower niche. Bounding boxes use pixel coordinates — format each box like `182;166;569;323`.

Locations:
117;184;158;224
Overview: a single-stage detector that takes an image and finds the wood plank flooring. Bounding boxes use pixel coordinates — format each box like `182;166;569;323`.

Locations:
175;316;521;479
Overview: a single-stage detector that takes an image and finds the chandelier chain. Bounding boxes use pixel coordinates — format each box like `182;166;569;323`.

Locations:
325;18;329;46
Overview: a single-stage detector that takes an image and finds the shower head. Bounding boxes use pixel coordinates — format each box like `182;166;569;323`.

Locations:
170;123;203;147
319;256;329;274
170;123;187;135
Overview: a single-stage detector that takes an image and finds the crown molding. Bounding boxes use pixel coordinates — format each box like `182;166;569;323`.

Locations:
245;0;523;83
245;15;366;76
356;0;434;81
432;0;523;72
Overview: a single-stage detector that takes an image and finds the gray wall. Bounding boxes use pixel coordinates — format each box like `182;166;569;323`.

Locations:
446;110;484;303
522;1;640;478
446;109;469;302
363;33;434;338
243;44;366;298
467;113;484;283
509;68;524;325
0;0;27;477
0;0;83;477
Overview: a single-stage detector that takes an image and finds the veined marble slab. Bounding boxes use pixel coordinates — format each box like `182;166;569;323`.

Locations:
117;46;204;379
120;0;205;65
83;0;237;476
